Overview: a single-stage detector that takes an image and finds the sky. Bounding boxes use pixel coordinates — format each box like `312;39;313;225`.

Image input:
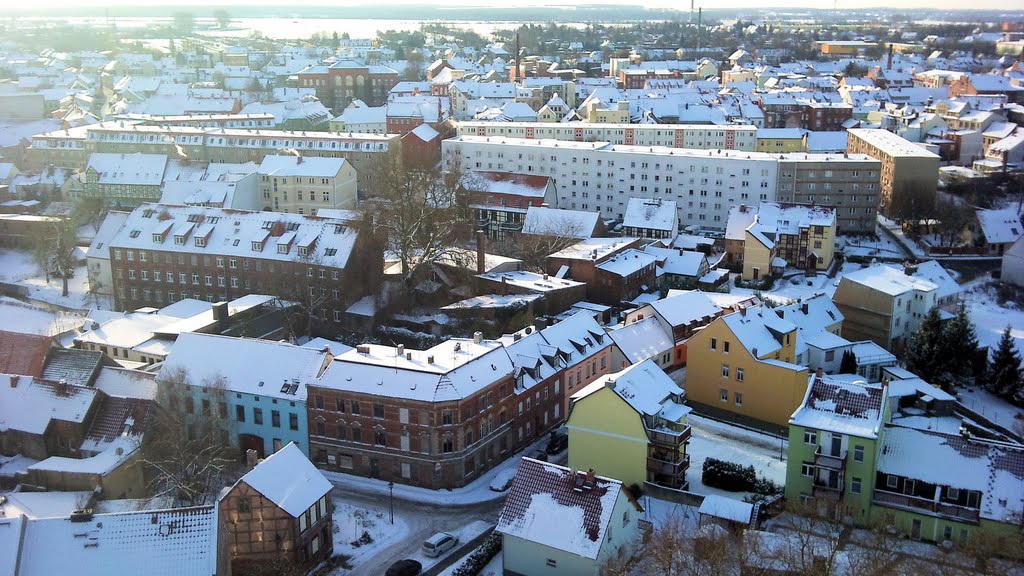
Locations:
5;0;1023;10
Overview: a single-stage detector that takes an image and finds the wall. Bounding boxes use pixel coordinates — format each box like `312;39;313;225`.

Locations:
567;386;648;488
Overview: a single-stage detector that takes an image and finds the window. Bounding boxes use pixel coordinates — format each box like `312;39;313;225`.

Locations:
801;463;814;477
736;368;744;382
886;475;898;489
254;408;263;425
719;388;728;403
546;559;558;568
373;403;385;418
272;410;281;428
825;350;835;362
854;445;864;462
723;341;730;353
721;364;729;378
442;410;453;425
734;392;743;406
237;497;250;513
236;405;245;422
852;477;862;495
336;399;345;413
710;338;717;351
803;430;817;445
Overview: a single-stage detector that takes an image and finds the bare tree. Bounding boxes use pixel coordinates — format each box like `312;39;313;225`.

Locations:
30;217;77;297
496;214;587;272
137;367;241;507
360;151;476;309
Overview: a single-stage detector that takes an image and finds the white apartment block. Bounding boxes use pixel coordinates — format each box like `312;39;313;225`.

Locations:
444;136;881;233
455;122;758;151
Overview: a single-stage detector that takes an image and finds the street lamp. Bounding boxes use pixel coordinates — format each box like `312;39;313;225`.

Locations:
388;481;394;525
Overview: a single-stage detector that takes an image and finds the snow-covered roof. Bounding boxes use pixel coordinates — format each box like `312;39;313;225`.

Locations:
891;261;960;301
877;426;1024;523
698;494;753;524
522;206;599;238
29;436;138;476
623;198;677;232
234;442;331;517
720;305;796;359
726;202;836;243
644;246;708;277
302;337;354;357
93;366;157;400
790;377;886;439
0;375;97;435
257;155;347;178
15;505;219;576
607;317;673;365
87;211;130;261
496;458;637;560
317;337;513;403
477;270;584;293
975;205;1022;245
468;171;552;198
109;203;359;269
159;333;329;402
85;152;168;186
775;293;843;333
840;264;937;296
848;128;940;158
648;290;723;328
595;249;657;278
572;358;686;422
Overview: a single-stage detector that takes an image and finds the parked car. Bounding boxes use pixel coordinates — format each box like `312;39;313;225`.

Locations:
422;532;459;558
546;431;568;454
526;448;548;462
489;467;518;492
385;559;422;576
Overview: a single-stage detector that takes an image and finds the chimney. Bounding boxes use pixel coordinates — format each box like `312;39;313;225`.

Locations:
740;306;746;316
396;344;405;357
887;44;894;71
815;367;824;378
514;332;522;341
473;331;483;344
533;317;548;332
584;468;596;488
801;302;809;315
9;375;18;388
427;355;435;364
245;449;259;469
297;154;304;164
904;262;918;276
476;229;487;274
212;301;229;332
357;345;370;354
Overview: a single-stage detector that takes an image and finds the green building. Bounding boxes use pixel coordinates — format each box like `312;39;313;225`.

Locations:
786;369;1024;544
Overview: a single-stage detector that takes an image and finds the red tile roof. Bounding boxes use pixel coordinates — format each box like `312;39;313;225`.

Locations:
0;329;53;377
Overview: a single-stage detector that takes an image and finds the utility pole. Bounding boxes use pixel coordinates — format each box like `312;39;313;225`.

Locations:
388;481;394;524
696;8;702;55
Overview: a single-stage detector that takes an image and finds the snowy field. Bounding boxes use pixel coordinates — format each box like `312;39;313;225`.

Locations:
838;234;905;260
0;248;105;311
964;282;1024;352
959;387;1024;432
686;414;788;500
0;297;83;336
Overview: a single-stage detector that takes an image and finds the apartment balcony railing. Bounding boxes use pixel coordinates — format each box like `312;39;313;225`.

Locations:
872;489;980;524
647;453;690;478
814;446;847;471
647;426;692;448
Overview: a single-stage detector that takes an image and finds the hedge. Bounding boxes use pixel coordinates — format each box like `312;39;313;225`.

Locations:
452;532;502;576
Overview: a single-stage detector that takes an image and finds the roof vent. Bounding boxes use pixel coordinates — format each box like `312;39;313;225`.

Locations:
427;355;435;364
356;345;370;354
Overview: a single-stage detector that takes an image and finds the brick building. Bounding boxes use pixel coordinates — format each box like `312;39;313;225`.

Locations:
105;204;382;324
545;237;656;305
296;60;400;111
467;171;557;241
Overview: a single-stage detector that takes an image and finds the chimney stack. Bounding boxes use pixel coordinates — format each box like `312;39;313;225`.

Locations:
476;229;486;274
887;44;894;71
801;302;809;315
473;331;483;344
815;367;824;378
396;344;405;357
212;301;229;332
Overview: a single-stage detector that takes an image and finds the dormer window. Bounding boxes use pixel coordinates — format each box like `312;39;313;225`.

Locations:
152;233;162;243
251;241;262;251
174;235;185;245
129;230;140;238
195;237;206;247
298;246;308;257
277;244;288;254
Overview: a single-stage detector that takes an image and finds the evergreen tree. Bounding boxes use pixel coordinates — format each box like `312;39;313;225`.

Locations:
942;302;983;387
904;307;946;385
988;326;1022;403
839;349;858;374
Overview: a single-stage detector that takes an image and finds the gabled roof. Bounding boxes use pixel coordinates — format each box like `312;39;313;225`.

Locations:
976;205;1023;245
235;442;332;517
496;458;637;560
623;198;677;232
648;290;722;328
720;305;796;359
607;317;673;365
0;329;53;377
572;358;687;421
522;206;599;238
0;375;97;435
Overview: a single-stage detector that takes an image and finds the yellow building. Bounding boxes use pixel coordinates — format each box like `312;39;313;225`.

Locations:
567;359;692;490
755;128;807;153
257;154;357;214
582;99;631;124
684;306;809;431
724;202;837;282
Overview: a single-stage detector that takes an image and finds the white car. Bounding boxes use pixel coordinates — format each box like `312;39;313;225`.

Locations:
422;532;458;558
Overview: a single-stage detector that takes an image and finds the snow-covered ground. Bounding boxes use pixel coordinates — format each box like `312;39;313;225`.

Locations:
963;283;1024;353
0;297;83;336
686;414;788;500
838;233;905;260
0;249;106;311
959;387;1024;432
329;499;411;574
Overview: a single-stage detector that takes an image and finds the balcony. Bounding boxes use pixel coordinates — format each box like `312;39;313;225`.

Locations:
814;446;847;470
647;426;692;448
647;453;690;478
872;490;980;524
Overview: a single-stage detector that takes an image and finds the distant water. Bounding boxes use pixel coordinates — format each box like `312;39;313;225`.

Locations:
14;16;591;39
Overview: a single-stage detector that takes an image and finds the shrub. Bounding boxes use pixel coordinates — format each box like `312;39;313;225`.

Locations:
701;458;757;492
452;533;502;576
